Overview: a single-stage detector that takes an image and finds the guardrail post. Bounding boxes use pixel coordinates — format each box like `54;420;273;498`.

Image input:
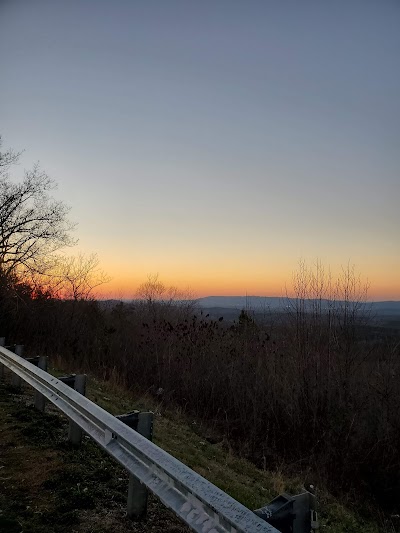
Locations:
127;411;154;519
11;345;24;389
34;356;48;411
0;337;5;380
68;374;87;445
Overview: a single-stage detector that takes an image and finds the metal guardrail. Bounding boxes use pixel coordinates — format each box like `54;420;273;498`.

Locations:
0;345;279;533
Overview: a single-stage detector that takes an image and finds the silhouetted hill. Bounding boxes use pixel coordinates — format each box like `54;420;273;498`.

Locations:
197;296;283;309
196;296;400;315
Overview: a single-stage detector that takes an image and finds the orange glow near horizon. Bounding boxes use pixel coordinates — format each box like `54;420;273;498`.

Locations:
79;242;400;302
94;266;400;302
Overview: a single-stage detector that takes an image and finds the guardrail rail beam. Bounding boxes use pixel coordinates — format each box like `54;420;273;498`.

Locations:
0;345;279;533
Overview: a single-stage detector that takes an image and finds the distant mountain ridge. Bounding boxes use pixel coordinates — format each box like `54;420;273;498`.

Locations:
196;296;283;309
99;297;400;317
196;296;400;315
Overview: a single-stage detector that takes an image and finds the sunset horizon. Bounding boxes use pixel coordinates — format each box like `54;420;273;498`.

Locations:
95;267;400;302
1;1;399;304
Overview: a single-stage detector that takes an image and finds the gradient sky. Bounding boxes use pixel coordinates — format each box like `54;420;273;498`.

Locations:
1;1;399;299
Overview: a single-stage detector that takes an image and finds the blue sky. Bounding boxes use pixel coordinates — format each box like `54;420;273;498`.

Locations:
1;1;399;298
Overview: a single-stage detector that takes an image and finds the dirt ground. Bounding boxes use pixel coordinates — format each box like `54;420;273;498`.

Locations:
0;380;189;533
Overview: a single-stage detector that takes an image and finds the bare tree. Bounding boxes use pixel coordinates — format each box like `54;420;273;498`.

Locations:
137;273;194;305
286;259;370;339
58;253;111;300
0;136;21;176
136;273;195;321
0;137;76;277
28;253;111;301
136;273;166;303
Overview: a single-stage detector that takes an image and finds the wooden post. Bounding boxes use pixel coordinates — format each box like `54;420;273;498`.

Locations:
127;411;154;519
68;374;87;445
0;337;5;381
11;345;24;389
34;356;48;411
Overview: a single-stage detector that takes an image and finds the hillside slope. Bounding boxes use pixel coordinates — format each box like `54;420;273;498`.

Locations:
0;369;389;533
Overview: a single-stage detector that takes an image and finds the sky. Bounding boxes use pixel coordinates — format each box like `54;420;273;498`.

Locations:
1;1;399;300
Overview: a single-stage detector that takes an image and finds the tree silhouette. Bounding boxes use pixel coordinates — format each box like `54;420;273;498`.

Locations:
0;136;76;277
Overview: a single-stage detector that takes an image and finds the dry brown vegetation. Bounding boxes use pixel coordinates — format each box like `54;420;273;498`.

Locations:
2;263;400;526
